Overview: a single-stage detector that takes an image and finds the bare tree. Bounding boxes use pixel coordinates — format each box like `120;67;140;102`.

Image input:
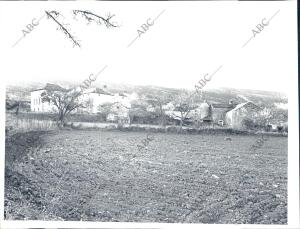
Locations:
254;105;287;130
173;90;198;130
41;88;87;128
145;93;173;126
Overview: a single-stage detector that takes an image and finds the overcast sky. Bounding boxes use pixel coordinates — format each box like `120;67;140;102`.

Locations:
0;1;297;95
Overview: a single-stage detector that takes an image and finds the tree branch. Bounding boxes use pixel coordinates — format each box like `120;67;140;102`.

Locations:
45;10;81;47
73;10;118;28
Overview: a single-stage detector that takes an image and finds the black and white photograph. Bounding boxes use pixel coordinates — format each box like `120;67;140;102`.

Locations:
0;1;299;229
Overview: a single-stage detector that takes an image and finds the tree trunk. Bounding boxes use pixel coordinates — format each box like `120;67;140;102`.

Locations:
57;111;65;129
57;120;64;129
160;114;166;127
179;119;183;132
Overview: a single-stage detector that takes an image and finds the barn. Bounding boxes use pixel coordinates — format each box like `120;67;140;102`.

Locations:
195;100;237;126
225;101;261;129
211;102;237;125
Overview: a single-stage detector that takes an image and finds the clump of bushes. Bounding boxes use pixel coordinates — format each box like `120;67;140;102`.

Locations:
105;124;117;130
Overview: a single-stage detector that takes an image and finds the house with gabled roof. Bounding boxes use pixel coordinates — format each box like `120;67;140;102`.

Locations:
30;83;115;113
170;99;261;129
30;84;137;123
30;83;68;112
189;100;238;125
225;101;261;129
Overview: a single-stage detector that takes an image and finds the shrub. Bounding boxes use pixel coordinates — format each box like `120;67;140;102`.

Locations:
186;128;197;134
70;123;82;130
105;124;117;130
277;126;284;132
117;123;124;130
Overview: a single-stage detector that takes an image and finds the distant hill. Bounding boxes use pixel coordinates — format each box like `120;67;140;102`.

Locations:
6;81;287;108
200;87;287;107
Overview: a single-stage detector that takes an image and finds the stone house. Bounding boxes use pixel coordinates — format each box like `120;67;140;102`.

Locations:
225;101;261;129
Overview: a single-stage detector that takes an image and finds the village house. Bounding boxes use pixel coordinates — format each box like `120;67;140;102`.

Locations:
199;100;260;129
30;83;138;123
31;84;269;129
78;87;115;114
164;100;261;129
106;101;131;123
225;101;261;129
30;83;67;112
211;101;238;125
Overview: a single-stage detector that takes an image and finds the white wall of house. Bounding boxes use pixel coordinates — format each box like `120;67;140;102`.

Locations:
31;87;138;120
225;103;259;129
225;110;233;126
31;89;116;114
80;93;114;113
87;93;132;113
30;90;56;112
107;102;130;123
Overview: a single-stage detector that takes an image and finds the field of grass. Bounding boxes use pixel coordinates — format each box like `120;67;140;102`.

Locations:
5;130;287;224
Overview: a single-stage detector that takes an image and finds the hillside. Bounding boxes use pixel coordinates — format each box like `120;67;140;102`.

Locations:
6;82;287;108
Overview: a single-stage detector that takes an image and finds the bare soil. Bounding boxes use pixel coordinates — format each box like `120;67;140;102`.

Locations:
5;130;287;223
